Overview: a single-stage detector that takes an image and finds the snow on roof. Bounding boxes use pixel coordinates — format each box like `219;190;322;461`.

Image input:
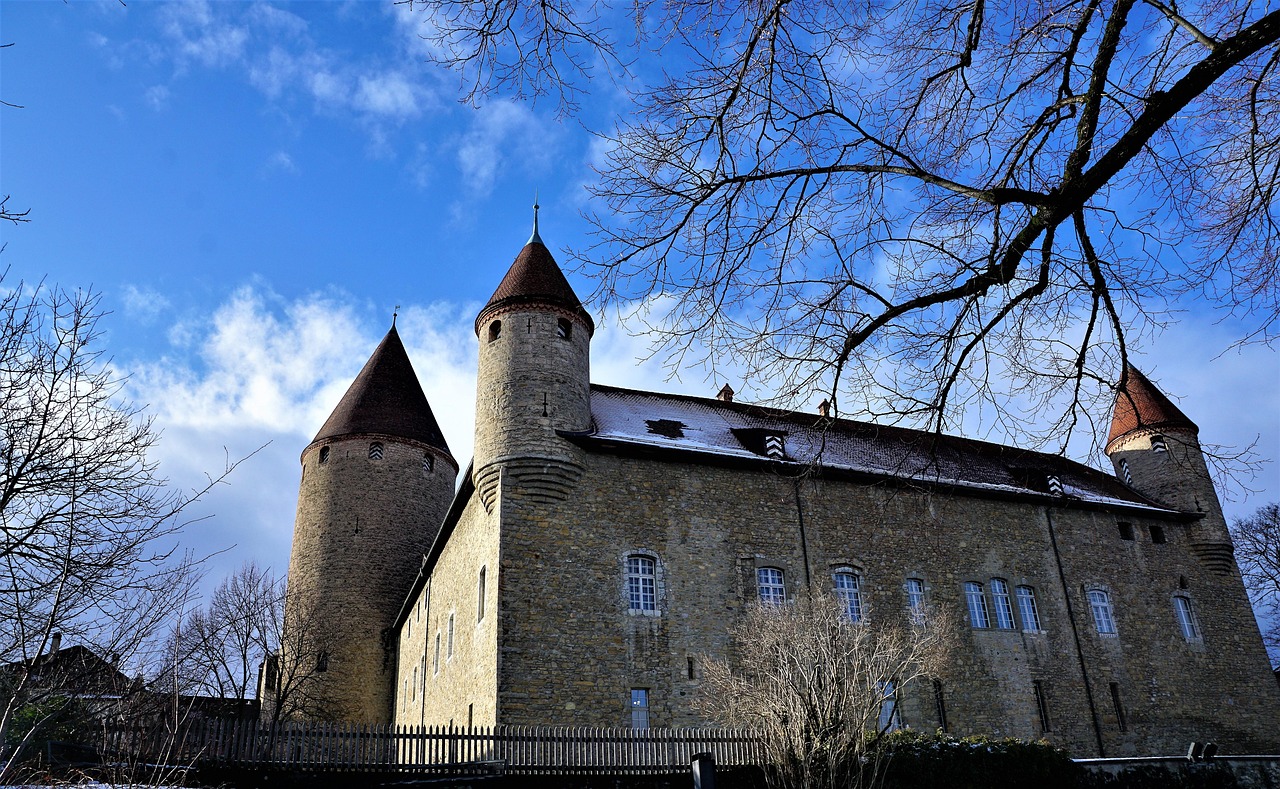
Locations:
582;384;1179;515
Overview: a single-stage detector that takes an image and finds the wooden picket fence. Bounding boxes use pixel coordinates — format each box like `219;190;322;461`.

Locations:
185;720;762;774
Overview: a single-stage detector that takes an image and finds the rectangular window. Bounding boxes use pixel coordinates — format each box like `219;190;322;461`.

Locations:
933;679;948;732
905;578;926;621
877;680;902;731
965;582;990;628
1089;590;1117;635
626;555;658;612
1109;682;1127;732
433;632;441;674
833;571;863;622
1174;596;1201;641
1033;680;1051;732
1016;586;1042;631
477;566;487;622
447;613;456;658
757;567;786;605
991;579;1015;629
630;689;650;729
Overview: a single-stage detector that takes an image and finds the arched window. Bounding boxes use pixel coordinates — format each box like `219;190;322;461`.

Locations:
488;320;502;342
1088;590;1117;635
990;579;1015;629
964;582;989;628
757;567;786;605
319;446;330;464
626;555;657;613
369;442;384;460
832;569;863;622
1174;596;1201;641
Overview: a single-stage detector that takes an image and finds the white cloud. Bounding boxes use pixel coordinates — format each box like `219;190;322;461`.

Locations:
120;284;171;323
144;84;170;110
158;0;249;69
455;101;561;199
355;71;423;119
264;150;299;175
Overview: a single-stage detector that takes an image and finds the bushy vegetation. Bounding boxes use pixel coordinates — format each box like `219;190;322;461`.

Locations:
873;730;1084;789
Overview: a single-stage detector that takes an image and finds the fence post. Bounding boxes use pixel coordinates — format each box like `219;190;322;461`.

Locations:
693;751;717;789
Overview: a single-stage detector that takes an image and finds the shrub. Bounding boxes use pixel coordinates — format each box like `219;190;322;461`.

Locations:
873;730;1084;789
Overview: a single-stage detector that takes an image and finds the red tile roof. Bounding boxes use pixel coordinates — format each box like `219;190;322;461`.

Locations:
311;326;453;456
1106;365;1198;447
475;240;594;335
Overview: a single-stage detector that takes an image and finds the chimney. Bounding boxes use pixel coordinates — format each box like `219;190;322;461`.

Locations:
716;384;734;403
49;633;61;655
818;399;831;418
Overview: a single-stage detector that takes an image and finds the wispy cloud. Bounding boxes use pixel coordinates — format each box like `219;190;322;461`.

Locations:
120;284;172;324
455;101;562;200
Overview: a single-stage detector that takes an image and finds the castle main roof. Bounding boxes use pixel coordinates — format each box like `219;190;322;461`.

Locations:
1106;365;1198;447
571;384;1184;516
475;239;595;335
311;325;452;457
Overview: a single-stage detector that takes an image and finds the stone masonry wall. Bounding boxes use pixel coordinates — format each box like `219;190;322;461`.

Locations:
491;451;1280;756
395;491;500;728
285;435;456;723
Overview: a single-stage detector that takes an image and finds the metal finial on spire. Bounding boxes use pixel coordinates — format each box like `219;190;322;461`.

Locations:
392;304;400;328
529;191;543;245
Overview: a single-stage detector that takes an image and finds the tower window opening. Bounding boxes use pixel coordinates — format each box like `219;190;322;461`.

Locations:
319;446;330;464
1150;524;1167;544
1118;458;1132;485
423;453;434;474
1118;522;1135;541
488;320;501;342
556;318;572;339
1151;434;1168;453
369;442;384;460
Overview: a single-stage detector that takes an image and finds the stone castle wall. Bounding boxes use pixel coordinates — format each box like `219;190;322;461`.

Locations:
286;435;456;722
477;450;1279;756
395;492;500;728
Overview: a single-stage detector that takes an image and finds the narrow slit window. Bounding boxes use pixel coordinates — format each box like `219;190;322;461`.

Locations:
757;567;786;605
423;453;434;474
933;679;948;732
991;579;1015;629
433;632;441;674
965;582;990;628
477;566;487;623
1118;458;1132;485
687;657;696;680
1033;680;1052;732
1109;682;1127;732
447;613;455;658
316;651;330;673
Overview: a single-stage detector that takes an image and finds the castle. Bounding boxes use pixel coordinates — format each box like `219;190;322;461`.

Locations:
280;219;1280;757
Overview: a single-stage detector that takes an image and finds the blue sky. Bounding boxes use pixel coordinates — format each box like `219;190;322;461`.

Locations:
2;1;1277;625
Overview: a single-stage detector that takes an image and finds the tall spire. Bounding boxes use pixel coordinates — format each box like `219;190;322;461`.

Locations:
476;214;595;336
529;192;543;246
1106;364;1198;449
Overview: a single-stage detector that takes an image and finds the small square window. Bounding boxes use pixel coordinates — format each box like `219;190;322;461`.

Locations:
1118;522;1135;541
1149;525;1167;544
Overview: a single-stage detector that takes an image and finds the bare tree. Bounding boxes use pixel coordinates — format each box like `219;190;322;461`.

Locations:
1231;502;1280;664
402;0;1278;456
0;279;237;781
168;562;280;704
699;592;954;789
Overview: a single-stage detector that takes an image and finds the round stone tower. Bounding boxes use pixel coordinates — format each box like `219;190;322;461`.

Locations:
471;216;593;511
284;324;458;722
1105;364;1233;572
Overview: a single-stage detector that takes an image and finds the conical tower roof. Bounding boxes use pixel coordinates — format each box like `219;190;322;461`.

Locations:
475;228;594;335
1106;365;1199;448
311;325;453;456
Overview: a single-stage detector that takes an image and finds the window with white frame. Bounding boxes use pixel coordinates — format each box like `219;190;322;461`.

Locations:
964;582;990;628
630;688;650;728
833;569;863;622
1174;596;1201;641
905;578;926;621
757;567;786;605
878;680;903;731
1088;590;1117;635
1016;585;1042;631
991;579;1015;629
626;555;658;613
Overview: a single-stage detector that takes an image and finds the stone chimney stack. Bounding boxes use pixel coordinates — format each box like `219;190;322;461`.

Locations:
49;632;61;655
818;399;831;418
